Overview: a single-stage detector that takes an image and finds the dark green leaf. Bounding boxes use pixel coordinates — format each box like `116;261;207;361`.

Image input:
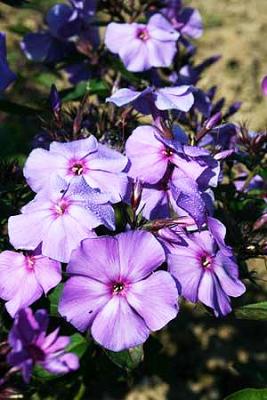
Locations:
0;100;41;116
105;345;144;370
234;302;267;320
61;79;109;102
66;333;88;358
48;283;63;317
224;388;267;399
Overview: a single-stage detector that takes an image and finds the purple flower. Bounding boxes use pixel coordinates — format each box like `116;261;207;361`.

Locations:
125;125;219;187
7;308;79;383
21;0;98;64
0;249;61;317
106;85;194;115
261;75;267;96
162;1;203;39
24;136;129;204
105;14;179;72
8;176;114;263
0;32;16;91
59;230;179;351
168;230;246;316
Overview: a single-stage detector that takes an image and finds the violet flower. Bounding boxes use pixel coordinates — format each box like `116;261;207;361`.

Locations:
162;0;203;39
8;176;115;263
21;0;98;64
7;308;79;383
0;32;16;91
106;85;194;116
105;14;179;72
24;136;129;204
0;249;61;317
59;230;179;351
261;75;267;96
168;230;246;316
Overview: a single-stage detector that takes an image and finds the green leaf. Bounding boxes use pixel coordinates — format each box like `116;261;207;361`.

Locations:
224;388;267;399
234;302;267;320
66;333;88;358
105;345;144;370
0;100;41;116
61;79;109;102
48;283;63;317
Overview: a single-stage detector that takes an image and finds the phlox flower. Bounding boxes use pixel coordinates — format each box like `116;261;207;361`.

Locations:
8;308;79;383
0;249;61;317
24;136;129;203
59;230;179;351
8;176;114;263
105;14;179;72
106;85;194;115
167;230;246;316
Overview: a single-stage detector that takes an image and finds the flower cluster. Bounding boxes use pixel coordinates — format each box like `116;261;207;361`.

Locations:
2;0;267;391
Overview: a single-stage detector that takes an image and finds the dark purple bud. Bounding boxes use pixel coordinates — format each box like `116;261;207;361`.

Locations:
49;84;61;115
212;97;225;114
224;101;242;119
206;86;217;100
204;111;222;130
253;213;267;231
131;179;142;211
261;76;267;96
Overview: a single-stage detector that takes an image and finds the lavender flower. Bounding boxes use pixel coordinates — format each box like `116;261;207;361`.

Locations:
168;230;246;316
0;249;61;317
8;176;114;263
106;85;194;116
162;0;203;39
0;32;16;91
21;0;98;64
24;136;129;203
105;14;179;72
59;230;179;351
7;308;79;383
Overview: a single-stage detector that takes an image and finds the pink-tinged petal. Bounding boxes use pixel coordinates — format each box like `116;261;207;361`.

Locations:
104;22;137;54
34;256;61;295
23;149;66;192
8;210;52;251
126;126;167;184
49;136;98;159
59;276;110;331
44;353;79;375
213;256;246;298
148;14;180;41
138;185;170;220
67;236;120;283
91;296;150;351
156;86;194;112
0;251;27;299
119;40;149;72
146;38;177;68
106;88;142;107
127;271;179;331
168;253;203;303
44;336;70;354
37;328;61;350
117;230;165;282
5;272;43;317
83;171;128;203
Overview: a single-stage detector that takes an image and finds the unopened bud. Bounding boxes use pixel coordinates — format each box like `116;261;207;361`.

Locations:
204;112;222;130
49;84;61;115
131;179;142;210
253;213;267;231
261;75;267;96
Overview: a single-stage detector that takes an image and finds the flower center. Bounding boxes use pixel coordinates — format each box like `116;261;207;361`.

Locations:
162;148;173;158
68;159;88;176
27;344;46;362
25;255;35;271
201;255;212;269
137;27;150;41
112;282;125;295
53;199;69;216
